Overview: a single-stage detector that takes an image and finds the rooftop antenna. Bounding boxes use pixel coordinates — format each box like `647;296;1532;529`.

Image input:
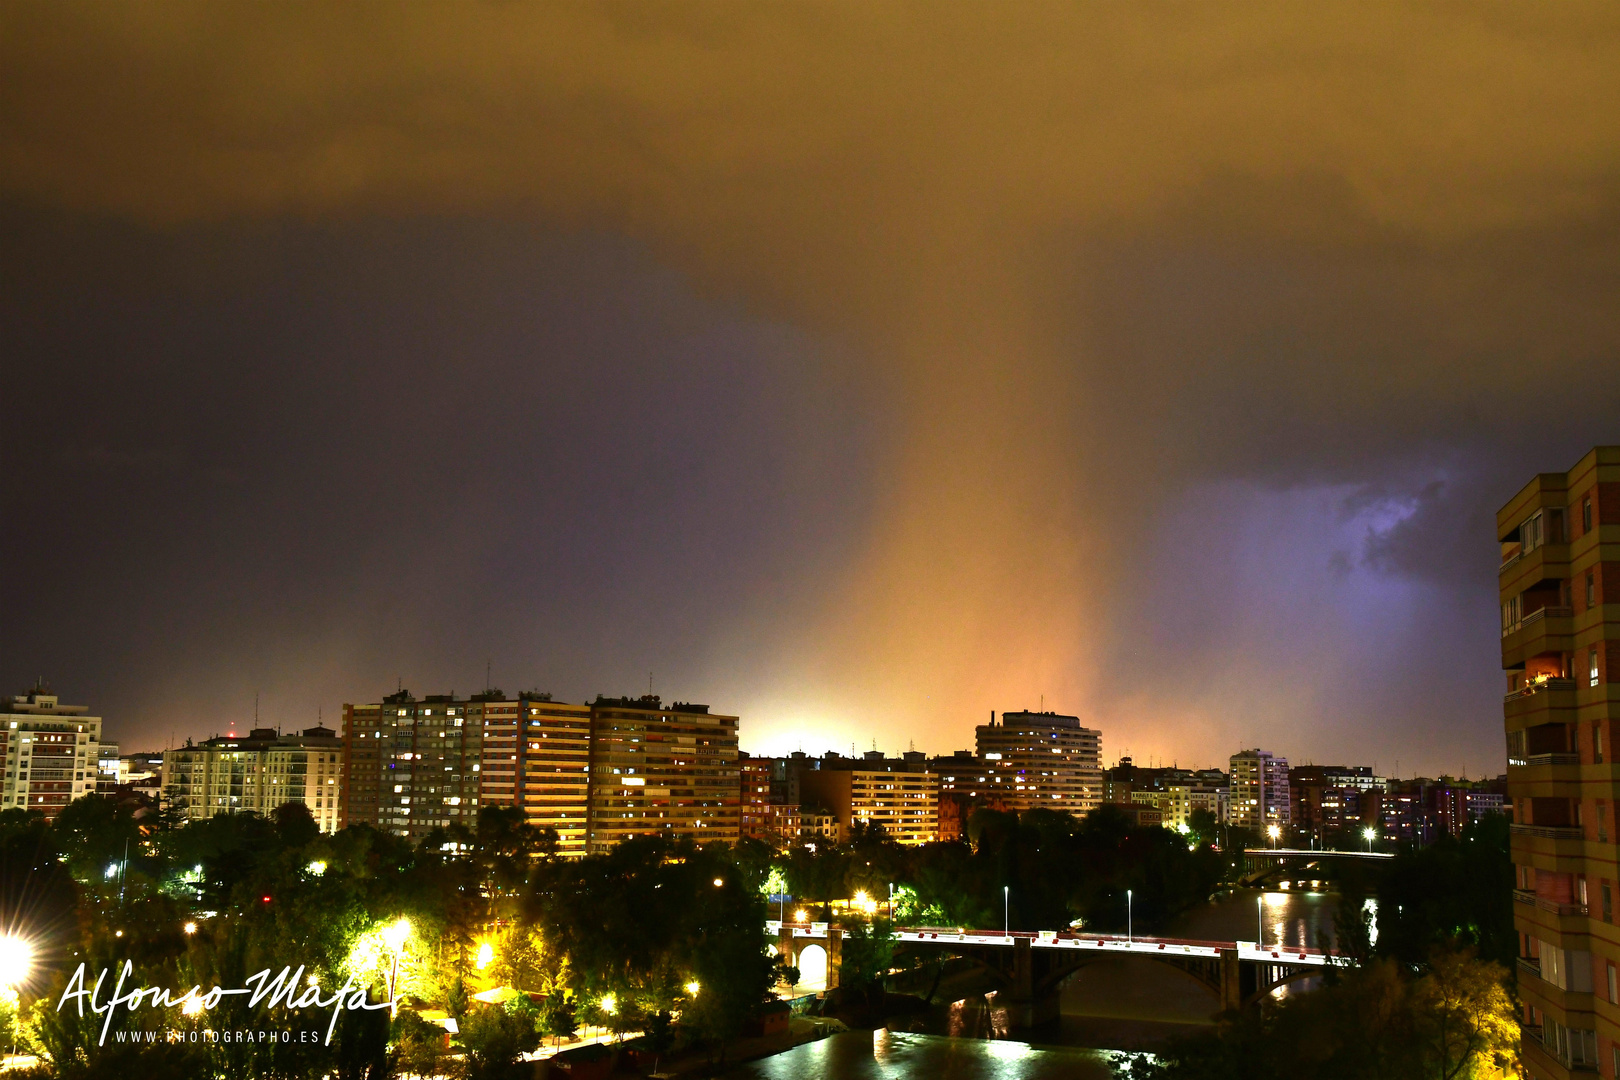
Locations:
649;670;654;696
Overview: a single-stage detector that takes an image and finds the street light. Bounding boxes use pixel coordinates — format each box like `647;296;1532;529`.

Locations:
1266;823;1281;849
1003;885;1009;935
684;980;700;997
0;935;33;989
1257;895;1264;947
382;917;411;1008
1363;826;1377;853
1126;889;1133;943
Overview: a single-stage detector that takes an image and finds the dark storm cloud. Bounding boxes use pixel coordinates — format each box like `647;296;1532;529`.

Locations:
3;3;1620;772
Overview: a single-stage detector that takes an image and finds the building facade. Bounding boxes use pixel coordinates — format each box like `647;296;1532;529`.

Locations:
1501;446;1620;1080
1;687;102;820
341;693;487;841
974;710;1103;814
585;697;741;852
796;761;940;844
163;725;344;832
1228;749;1291;830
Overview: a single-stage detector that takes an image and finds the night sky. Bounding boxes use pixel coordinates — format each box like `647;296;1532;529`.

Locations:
4;4;1619;776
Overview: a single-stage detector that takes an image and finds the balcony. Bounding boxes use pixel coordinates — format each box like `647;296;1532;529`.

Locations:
1513;823;1584;841
1503;607;1576;668
1514;889;1589;917
1505;677;1578;705
1500;541;1570;588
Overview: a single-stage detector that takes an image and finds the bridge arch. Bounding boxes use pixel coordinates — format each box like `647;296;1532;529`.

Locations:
796;943;828;986
1253;964;1326;1001
1037;949;1223;1000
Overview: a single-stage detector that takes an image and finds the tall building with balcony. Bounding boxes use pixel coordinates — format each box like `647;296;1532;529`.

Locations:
0;687;101;820
162;725;343;832
585;696;741;852
974;710;1103;814
1502;446;1620;1079
1228;749;1290;831
341;690;591;852
341;692;487;841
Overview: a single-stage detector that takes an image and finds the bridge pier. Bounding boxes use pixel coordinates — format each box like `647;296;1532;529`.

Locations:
999;937;1061;1030
1219;948;1242;1012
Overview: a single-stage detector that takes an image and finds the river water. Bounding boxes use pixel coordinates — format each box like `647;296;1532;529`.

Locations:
731;889;1345;1078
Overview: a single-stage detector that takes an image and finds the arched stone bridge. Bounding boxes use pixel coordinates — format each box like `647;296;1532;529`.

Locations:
770;921;1339;1027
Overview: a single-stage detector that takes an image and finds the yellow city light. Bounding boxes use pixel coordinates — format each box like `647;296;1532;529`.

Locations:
182;995;205;1017
853;890;869;905
382;917;411;951
183;921;198;935
475;942;494;970
600;993;617;1015
0;935;33;989
684;980;701;996
793;909;808;922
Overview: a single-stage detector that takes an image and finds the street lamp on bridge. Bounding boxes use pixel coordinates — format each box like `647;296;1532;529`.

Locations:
1126;889;1133;943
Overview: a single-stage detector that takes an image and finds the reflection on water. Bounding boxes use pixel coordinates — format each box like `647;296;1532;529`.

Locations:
725;1029;1120;1080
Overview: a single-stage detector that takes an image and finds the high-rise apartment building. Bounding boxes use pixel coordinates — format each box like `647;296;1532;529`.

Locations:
974;710;1103;813
162;725;344;832
0;687;101;820
341;693;487;841
1501;446;1620;1080
1228;749;1291;830
738;752;776;841
341;691;592;852
586;696;740;852
796;759;940;844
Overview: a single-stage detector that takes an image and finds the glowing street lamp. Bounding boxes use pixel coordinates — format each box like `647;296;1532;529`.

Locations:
1126;889;1133;943
1363;826;1377;853
0;935;34;989
684;980;701;997
183;921;198;935
475;942;494;971
599;993;617;1015
1266;823;1281;849
382;918;411;1008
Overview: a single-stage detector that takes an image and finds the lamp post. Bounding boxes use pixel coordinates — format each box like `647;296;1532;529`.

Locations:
1003;885;1009;936
1266;823;1281;850
1363;826;1377;853
1126;889;1133;943
888;882;894;922
382;917;411;1010
1256;895;1263;948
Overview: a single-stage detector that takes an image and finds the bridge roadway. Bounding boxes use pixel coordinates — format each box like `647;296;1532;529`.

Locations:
770;921;1334;968
770;919;1338;1023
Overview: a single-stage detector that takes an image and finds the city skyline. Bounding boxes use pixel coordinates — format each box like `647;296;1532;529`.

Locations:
8;6;1620;781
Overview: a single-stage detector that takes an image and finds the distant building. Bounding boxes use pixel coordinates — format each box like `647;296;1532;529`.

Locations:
162;725;343;832
1130;784;1226;830
1289;765;1387;840
340;691;737;854
341;693;491;842
1228;749;1290;830
795;755;939;844
585;697;740;853
738;753;775;841
974;710;1102;814
1;686;102;820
